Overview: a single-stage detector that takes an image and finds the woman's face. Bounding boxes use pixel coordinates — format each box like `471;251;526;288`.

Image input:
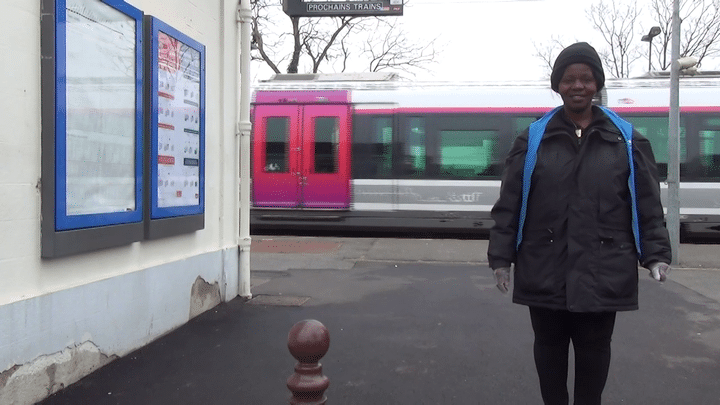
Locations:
558;63;597;114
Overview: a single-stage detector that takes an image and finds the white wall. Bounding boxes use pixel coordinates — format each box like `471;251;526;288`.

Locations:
0;0;242;403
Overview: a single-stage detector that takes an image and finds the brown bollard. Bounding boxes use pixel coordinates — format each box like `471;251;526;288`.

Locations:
287;319;330;405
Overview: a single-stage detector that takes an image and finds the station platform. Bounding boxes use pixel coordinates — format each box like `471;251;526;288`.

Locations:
250;235;720;304
40;236;720;405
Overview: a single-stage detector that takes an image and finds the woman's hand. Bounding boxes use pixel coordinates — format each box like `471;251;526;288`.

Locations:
493;267;511;293
649;262;671;282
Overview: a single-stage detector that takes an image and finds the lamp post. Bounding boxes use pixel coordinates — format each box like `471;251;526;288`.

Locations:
668;0;698;266
641;26;662;72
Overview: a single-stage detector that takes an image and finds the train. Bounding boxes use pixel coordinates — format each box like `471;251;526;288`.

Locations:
250;72;720;238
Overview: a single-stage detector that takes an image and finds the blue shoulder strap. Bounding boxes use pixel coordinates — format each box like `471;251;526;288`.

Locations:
516;106;642;257
516;106;561;250
598;106;642;256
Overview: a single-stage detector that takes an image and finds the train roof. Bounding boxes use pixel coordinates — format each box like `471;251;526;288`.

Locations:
253;72;720;109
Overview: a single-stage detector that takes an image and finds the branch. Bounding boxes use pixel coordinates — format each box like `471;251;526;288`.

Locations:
252;19;280;73
361;17;438;77
651;0;720;69
532;35;566;78
587;0;641;78
313;16;356;73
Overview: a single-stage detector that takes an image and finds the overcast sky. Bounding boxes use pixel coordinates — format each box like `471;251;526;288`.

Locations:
250;0;720;83
403;0;601;81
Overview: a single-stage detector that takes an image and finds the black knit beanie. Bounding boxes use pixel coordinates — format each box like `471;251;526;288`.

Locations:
550;42;605;92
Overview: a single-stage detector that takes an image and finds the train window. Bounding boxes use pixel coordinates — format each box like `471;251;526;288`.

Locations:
439;130;499;178
405;117;426;176
265;117;289;173
351;115;393;179
699;129;720;177
625;116;687;178
513;116;537;138
372;118;393;177
314;117;339;174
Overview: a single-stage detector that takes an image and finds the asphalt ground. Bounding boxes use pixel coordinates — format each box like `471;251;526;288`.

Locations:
40;236;720;404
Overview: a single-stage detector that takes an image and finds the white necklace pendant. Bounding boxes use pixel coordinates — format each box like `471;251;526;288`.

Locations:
575;128;582;138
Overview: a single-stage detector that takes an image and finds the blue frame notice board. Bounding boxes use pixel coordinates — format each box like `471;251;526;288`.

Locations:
144;16;206;238
41;0;207;257
41;0;145;257
54;0;144;230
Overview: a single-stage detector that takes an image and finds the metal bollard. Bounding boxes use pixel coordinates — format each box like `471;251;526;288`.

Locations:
286;319;330;405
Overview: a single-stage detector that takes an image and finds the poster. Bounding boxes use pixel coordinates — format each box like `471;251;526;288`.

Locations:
65;0;137;215
155;31;202;208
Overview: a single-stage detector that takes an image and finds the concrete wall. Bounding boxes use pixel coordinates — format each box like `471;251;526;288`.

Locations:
0;0;242;403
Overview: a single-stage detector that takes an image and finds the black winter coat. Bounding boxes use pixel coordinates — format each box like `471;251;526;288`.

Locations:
487;106;671;312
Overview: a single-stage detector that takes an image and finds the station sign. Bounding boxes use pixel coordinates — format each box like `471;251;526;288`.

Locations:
283;0;403;17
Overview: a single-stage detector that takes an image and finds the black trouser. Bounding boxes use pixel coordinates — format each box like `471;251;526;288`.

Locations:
529;307;617;405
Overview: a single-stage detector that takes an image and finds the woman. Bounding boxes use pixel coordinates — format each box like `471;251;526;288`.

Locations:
487;42;672;405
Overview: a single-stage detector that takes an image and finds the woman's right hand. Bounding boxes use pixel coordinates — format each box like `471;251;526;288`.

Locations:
493;267;511;293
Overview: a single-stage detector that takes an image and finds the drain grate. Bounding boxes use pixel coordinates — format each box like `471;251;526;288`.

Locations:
247;295;311;306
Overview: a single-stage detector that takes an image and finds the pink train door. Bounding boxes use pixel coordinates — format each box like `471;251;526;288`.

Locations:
252;105;301;207
301;104;351;208
252;94;350;209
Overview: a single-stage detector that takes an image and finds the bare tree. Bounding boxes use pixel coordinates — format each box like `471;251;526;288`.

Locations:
250;0;287;73
650;0;720;70
250;0;438;76
532;35;570;78
587;0;644;78
299;15;357;73
362;18;438;75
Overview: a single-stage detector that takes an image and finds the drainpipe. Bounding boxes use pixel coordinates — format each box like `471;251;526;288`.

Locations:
237;0;252;298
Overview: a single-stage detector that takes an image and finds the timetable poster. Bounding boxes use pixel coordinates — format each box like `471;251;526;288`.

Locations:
156;31;201;208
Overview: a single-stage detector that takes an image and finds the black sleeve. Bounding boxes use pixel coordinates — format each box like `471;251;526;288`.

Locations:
633;131;672;267
487;129;529;269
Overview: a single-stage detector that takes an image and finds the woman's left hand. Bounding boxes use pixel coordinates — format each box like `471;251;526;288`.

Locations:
649;262;671;282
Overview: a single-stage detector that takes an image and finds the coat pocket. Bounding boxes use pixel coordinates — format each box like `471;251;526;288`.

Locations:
515;229;562;297
592;228;639;302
